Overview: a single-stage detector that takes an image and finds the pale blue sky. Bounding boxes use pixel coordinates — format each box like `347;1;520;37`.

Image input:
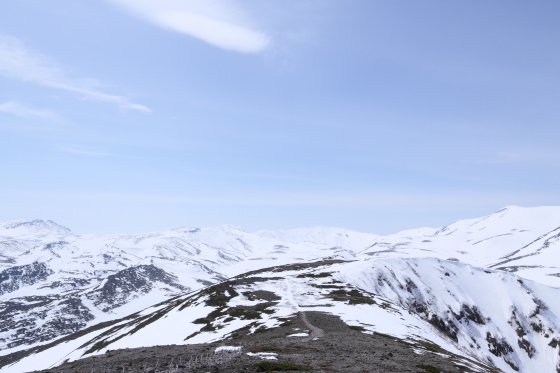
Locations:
1;0;559;234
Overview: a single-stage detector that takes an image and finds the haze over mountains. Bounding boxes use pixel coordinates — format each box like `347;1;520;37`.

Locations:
2;206;560;372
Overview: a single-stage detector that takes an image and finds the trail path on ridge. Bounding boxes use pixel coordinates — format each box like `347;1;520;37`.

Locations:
283;278;325;339
299;311;325;339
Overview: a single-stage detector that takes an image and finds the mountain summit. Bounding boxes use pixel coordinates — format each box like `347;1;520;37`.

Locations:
0;219;72;237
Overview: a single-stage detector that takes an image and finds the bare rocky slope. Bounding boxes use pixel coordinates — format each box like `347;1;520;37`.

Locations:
27;311;498;373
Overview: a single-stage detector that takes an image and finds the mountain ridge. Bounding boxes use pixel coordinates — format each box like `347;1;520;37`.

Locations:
1;206;560;372
4;258;560;373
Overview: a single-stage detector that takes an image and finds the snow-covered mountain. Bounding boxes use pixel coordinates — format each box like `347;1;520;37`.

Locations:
0;222;376;353
356;206;560;287
1;205;560;372
4;258;560;373
0;220;72;237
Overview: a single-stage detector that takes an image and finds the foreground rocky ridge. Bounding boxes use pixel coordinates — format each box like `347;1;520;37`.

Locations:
27;311;497;373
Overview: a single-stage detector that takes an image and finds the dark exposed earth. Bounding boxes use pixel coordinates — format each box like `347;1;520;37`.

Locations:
27;311;499;373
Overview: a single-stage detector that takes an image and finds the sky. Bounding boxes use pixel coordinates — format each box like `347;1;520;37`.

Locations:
1;0;559;235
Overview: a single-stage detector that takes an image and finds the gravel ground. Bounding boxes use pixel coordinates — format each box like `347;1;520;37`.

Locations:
28;311;500;373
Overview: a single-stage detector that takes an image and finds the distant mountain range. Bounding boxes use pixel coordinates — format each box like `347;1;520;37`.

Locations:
1;206;560;372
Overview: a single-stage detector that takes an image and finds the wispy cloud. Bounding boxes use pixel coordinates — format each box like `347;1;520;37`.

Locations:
0;35;151;112
59;147;112;157
105;0;269;53
0;101;57;120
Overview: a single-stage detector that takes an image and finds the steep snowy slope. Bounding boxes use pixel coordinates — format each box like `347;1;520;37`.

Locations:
357;206;560;286
337;258;560;373
1;205;560;355
4;258;560;373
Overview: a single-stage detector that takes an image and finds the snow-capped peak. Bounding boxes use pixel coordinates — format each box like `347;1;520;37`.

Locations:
0;219;72;237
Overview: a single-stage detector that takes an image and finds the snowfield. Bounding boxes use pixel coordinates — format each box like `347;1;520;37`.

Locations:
1;205;560;372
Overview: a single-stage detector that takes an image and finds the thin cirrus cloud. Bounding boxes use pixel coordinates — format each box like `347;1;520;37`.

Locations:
0;101;57;120
105;0;269;53
0;34;150;112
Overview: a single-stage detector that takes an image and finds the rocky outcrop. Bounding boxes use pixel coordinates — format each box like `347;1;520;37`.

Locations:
0;262;53;295
86;265;188;312
0;294;94;349
0;264;187;350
